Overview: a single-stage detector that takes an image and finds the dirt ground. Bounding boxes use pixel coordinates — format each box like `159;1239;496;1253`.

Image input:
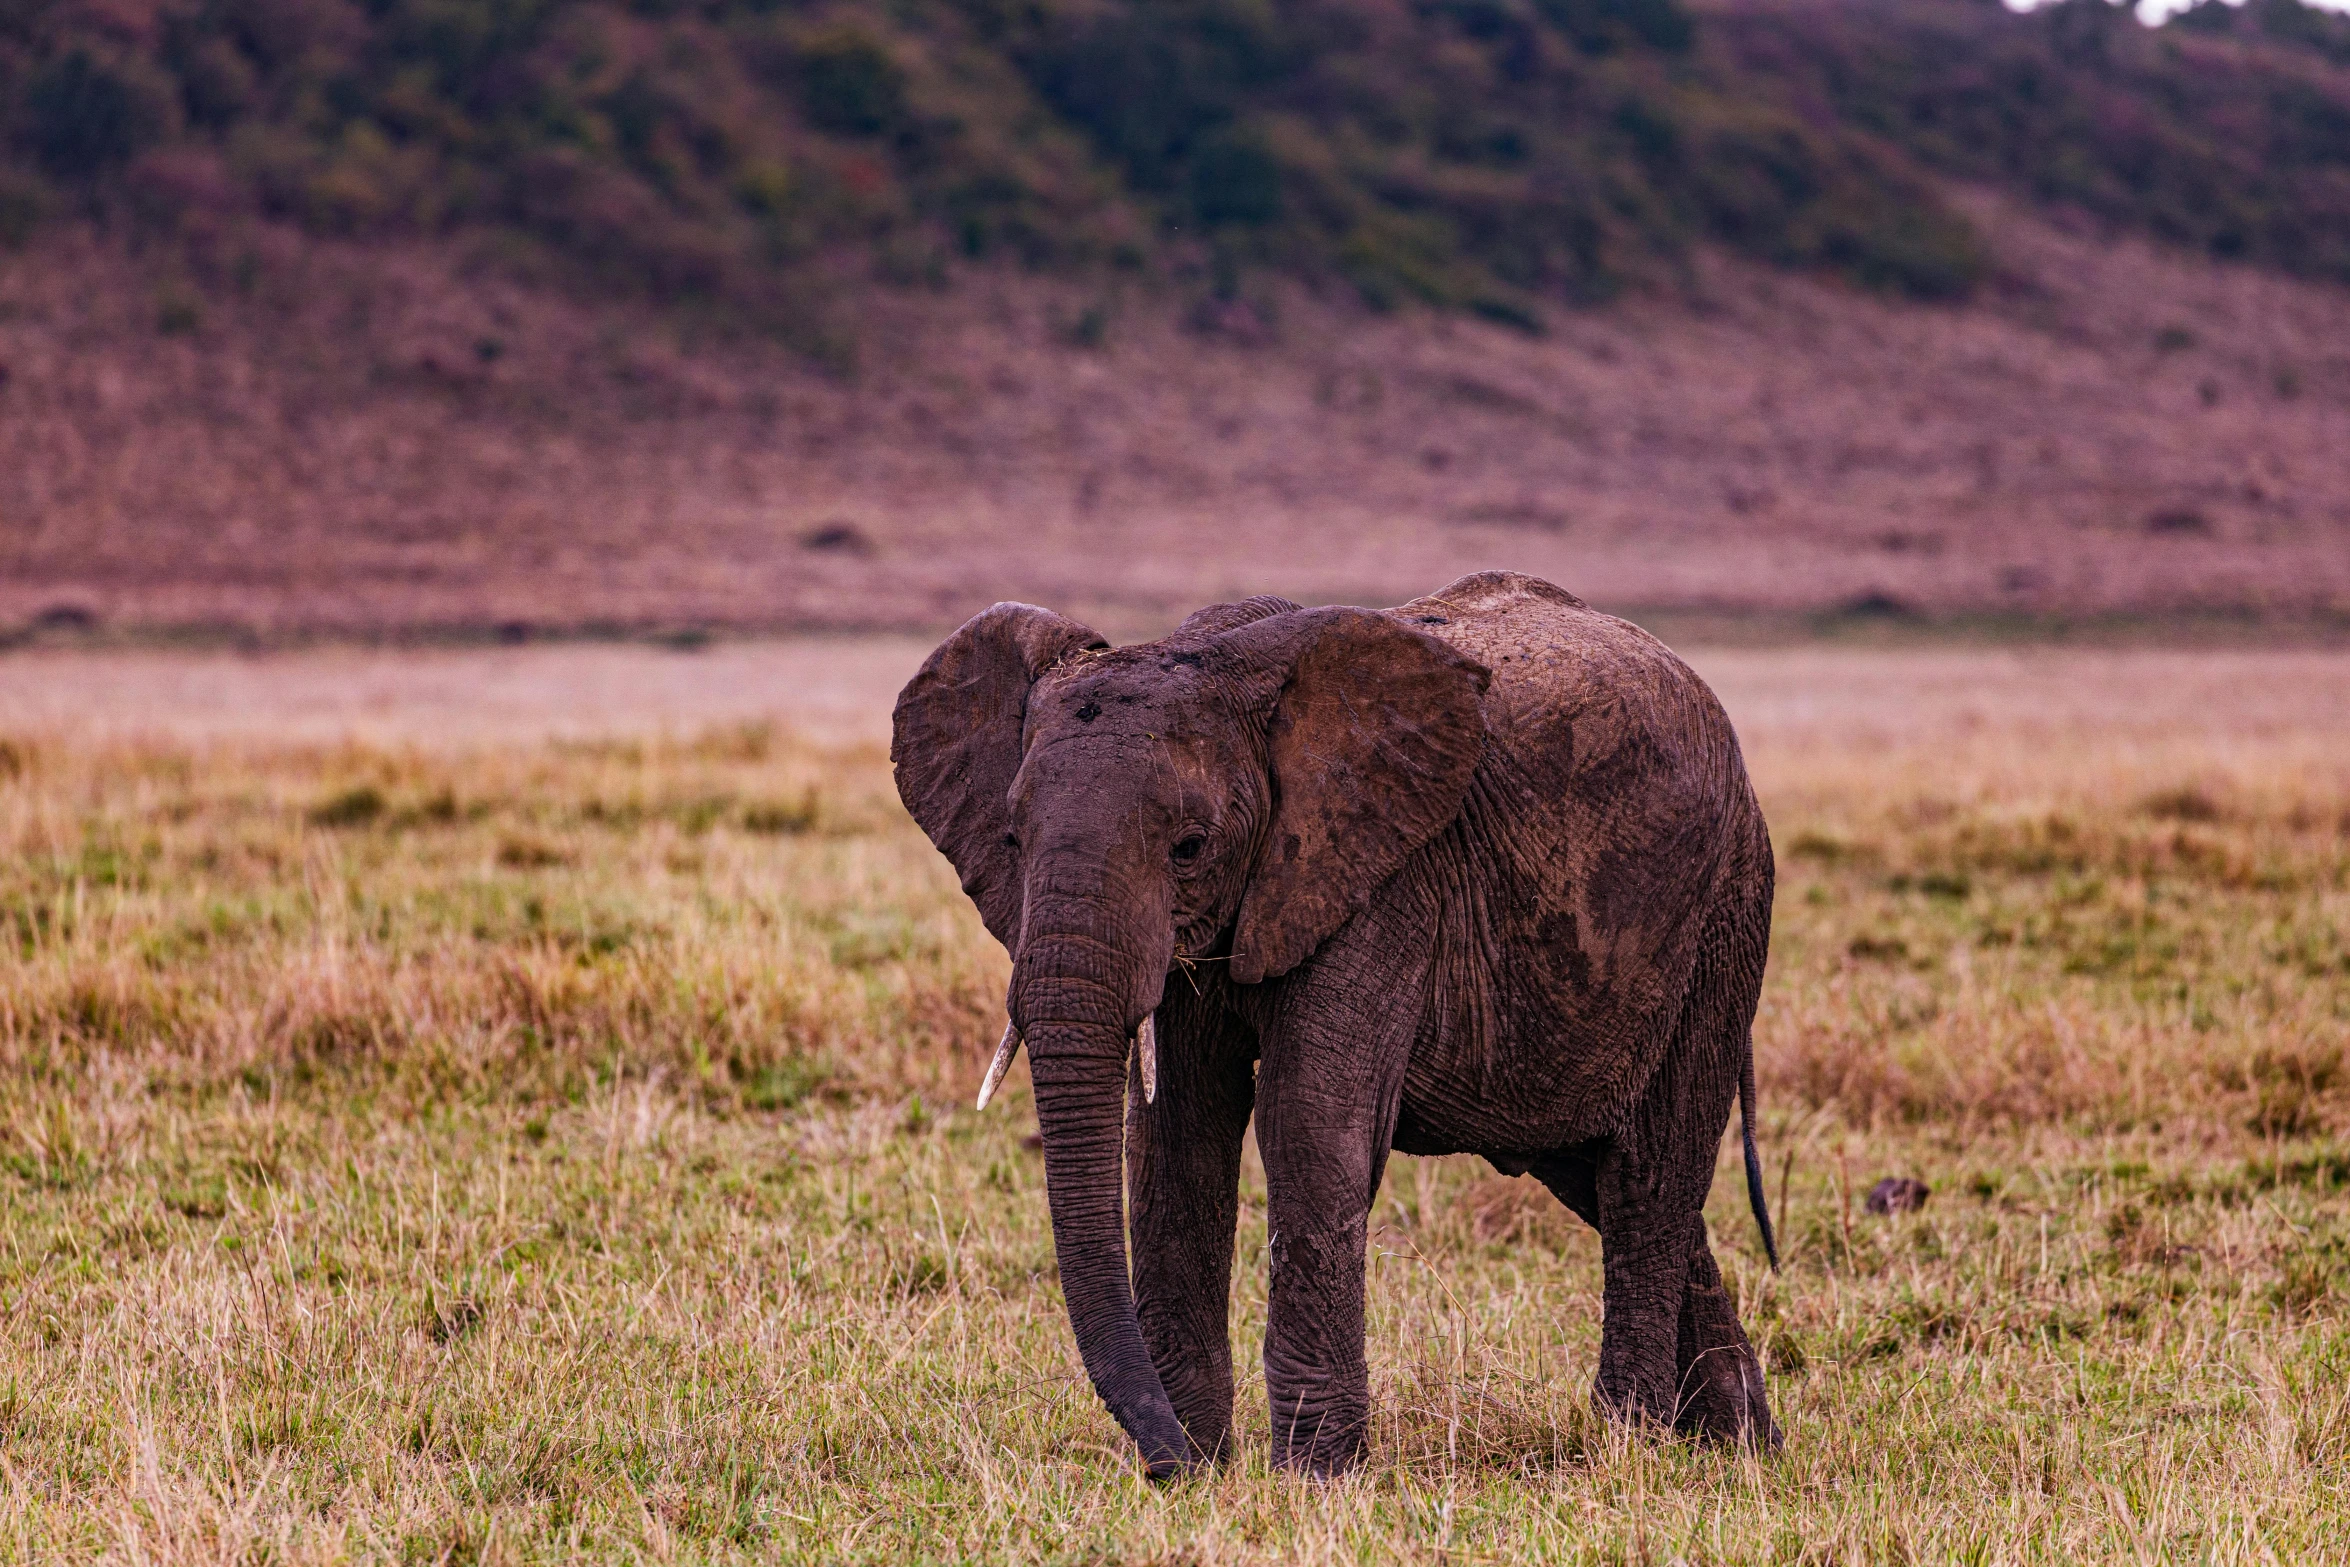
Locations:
4;189;2349;640
0;637;935;747
9;637;2345;815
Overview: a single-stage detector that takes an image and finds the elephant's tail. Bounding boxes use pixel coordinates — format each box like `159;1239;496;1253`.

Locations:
1740;1033;1779;1270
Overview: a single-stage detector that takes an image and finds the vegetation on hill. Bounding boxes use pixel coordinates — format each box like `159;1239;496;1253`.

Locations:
2;0;2348;328
1715;0;2350;294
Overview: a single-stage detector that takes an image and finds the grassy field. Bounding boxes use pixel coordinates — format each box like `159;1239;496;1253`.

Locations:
3;643;2348;1562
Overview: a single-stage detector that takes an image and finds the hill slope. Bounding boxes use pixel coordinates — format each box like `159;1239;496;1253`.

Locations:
3;0;2350;638
3;185;2347;639
8;0;2350;319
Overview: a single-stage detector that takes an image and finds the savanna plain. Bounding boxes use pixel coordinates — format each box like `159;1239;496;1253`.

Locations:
3;639;2348;1564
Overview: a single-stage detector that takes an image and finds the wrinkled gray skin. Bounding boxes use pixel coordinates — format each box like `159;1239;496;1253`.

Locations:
892;571;1780;1479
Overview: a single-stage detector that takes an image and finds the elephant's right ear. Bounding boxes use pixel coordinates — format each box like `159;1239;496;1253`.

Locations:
892;603;1108;949
1221;608;1491;985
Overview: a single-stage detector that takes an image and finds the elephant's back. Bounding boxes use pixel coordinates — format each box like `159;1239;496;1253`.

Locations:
1389;571;1747;816
1389;571;1762;1121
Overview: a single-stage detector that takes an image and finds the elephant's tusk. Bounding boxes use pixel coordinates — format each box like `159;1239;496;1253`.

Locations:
975;1021;1022;1111
1137;1013;1157;1105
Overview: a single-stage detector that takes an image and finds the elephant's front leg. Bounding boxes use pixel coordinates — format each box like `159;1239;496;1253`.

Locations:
1252;961;1420;1476
1259;1172;1374;1474
1127;989;1255;1463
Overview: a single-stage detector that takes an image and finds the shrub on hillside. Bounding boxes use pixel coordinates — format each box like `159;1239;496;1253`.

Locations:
19;48;177;181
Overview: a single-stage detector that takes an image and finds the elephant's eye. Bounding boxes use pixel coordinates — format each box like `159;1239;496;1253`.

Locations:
1172;835;1207;864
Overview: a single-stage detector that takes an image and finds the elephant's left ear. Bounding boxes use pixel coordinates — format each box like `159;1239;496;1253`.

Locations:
1220;608;1491;985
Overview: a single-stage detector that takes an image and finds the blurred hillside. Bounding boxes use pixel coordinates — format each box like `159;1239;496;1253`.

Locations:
10;0;2350;310
2;0;2350;638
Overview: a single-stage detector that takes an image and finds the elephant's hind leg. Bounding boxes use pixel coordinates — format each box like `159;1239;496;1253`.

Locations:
1590;1176;1699;1430
1674;1218;1780;1449
1588;872;1779;1443
1529;1146;1765;1443
1582;1188;1778;1447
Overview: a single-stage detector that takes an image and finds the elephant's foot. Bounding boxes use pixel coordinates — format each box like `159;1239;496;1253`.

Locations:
1592;1336;1778;1451
1272;1436;1366;1479
1591;1369;1679;1436
1154;1369;1237;1468
1673;1240;1782;1451
1177;1415;1236;1468
1269;1398;1369;1478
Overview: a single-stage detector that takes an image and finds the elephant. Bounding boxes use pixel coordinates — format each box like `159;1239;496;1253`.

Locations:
891;570;1781;1479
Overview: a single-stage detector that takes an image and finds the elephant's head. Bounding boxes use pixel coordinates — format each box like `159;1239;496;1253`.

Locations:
891;595;1490;1476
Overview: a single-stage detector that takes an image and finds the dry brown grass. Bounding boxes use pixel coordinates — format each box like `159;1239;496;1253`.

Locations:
1;640;2347;1561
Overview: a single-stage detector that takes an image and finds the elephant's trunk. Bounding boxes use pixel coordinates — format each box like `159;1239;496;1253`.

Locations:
1012;925;1189;1479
